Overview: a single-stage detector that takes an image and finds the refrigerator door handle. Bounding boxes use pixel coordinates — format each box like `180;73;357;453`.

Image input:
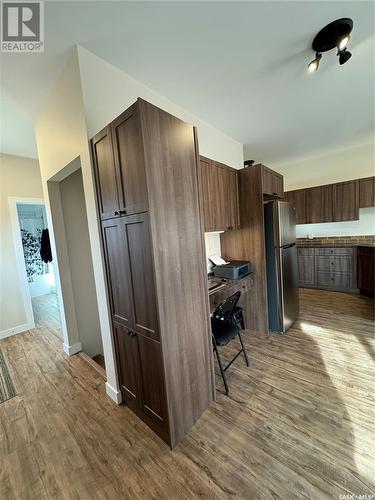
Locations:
281;242;295;250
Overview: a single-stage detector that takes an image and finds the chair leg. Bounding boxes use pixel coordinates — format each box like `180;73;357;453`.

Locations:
240;310;246;330
238;330;250;367
212;337;229;395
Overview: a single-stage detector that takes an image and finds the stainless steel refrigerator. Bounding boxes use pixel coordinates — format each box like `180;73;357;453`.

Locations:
264;201;299;334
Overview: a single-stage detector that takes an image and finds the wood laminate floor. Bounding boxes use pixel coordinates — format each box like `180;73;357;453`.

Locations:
31;292;62;339
0;289;374;499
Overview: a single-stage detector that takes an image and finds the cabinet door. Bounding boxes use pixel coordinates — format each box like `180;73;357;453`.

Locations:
297;249;315;285
137;334;168;426
307;185;333;223
332;180;359;221
285;190;307;224
125;213;159;341
113;323;142;412
359;177;375;208
357;247;375;296
101;218;134;327
91;126;120;220
111;104;149;215
224;168;239;230
262;167;284;198
199;158;226;231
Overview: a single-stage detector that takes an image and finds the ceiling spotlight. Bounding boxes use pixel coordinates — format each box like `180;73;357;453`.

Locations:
338;34;350;51
308;18;353;72
339;48;352;65
308;52;322;72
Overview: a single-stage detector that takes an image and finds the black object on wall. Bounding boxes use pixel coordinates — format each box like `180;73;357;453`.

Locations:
40;228;52;263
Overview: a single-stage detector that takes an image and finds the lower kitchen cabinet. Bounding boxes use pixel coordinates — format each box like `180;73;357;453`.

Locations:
297;247;358;293
297;248;315;286
357;246;375;297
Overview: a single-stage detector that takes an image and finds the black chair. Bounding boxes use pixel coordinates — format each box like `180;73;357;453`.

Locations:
211;291;250;395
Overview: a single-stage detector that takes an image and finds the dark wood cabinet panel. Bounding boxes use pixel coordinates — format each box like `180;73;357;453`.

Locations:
125;214;159;341
137;334;168;425
297;248;315;286
113;323;142;412
101;218;134;327
284;189;307;224
225;168;240;230
357;247;375;297
94;99;213;448
261;166;284;198
199;157;239;232
91;126;120;220
307;185;333;223
359;177;375;208
332;180;359;222
111;104;149;215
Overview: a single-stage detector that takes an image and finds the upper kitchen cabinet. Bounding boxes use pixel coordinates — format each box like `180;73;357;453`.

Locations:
199;156;239;232
307;185;333;223
359;177;375;208
111;104;149;216
261;165;284;198
332;180;359;222
91;125;121;220
284;189;307;224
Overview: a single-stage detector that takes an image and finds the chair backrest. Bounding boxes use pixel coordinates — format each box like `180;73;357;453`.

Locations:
213;291;241;323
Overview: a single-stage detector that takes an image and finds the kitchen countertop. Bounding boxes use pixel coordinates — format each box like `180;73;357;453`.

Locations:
297;243;375;248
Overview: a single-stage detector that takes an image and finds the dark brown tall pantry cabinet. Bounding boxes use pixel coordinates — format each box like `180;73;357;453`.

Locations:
91;99;214;448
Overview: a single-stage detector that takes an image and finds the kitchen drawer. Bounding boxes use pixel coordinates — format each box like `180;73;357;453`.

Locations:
316;271;353;289
315;247;354;256
297;247;314;256
315;256;353;273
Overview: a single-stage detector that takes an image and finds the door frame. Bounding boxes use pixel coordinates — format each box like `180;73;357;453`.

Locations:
8;197;46;335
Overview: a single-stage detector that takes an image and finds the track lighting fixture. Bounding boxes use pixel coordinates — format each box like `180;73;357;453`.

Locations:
307;18;353;73
308;52;322;72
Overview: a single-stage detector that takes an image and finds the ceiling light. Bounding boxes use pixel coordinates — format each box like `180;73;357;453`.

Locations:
338;35;350;51
339;48;352;65
308;18;353;72
308;53;322;72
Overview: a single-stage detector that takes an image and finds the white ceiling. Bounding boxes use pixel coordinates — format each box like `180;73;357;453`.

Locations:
1;1;374;165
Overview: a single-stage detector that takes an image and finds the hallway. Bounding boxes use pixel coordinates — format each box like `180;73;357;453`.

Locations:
0;289;374;499
32;292;62;339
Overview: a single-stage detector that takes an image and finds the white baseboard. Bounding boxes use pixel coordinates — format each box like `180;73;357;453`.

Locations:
63;342;82;356
105;382;122;404
0;323;32;340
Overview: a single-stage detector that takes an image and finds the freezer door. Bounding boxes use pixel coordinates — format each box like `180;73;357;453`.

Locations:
280;244;299;332
277;201;296;247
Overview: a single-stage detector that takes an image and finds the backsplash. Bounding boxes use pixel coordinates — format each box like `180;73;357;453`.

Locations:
297;235;375;246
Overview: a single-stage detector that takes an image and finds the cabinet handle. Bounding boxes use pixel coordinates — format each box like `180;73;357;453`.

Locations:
114;210;119;216
120;209;127;215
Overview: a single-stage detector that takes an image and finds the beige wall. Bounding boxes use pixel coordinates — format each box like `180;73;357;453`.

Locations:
0;153;43;334
35;48;120;400
275;142;374;191
59;167;103;357
274;142;375;238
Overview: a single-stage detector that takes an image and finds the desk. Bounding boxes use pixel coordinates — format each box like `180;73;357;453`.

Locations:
208;273;254;314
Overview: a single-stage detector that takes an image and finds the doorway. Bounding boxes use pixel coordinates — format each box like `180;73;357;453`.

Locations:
9;198;62;338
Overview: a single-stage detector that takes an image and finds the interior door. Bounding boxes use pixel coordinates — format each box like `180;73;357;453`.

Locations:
91;126;120;220
111;104;149;215
101;218;134;327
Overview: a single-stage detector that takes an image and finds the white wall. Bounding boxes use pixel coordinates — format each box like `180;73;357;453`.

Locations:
274;143;375;238
77;45;244;272
77;46;243;169
35;49;119;400
0;153;44;335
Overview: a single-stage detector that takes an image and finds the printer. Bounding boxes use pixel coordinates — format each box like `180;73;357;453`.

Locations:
213;261;251;280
